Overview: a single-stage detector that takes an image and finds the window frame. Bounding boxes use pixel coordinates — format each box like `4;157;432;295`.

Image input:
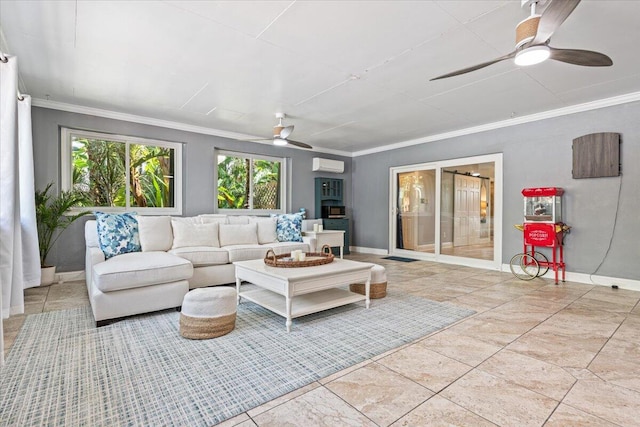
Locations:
215;149;288;216
61;127;183;215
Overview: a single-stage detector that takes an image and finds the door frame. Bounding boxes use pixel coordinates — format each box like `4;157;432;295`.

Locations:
388;153;503;270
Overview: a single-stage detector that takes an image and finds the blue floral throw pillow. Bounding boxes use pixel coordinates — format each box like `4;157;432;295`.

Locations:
271;213;303;242
94;212;141;259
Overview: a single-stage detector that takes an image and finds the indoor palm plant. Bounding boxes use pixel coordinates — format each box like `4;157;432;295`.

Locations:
35;182;91;285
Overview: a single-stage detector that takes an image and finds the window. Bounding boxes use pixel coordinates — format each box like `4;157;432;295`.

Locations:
61;128;182;215
216;150;286;214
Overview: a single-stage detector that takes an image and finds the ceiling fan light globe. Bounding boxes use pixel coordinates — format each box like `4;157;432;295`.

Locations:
514;45;551;66
273;138;288;146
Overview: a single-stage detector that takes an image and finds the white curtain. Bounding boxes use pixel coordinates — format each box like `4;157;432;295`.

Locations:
1;55;40;364
18;94;41;288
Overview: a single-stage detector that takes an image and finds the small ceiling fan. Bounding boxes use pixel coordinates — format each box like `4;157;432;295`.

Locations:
430;0;612;81
249;113;312;149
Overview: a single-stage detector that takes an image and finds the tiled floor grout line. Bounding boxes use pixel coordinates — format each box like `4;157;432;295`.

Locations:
558;401;626;427
430;371;496;425
541;399;564;427
321;382;383;427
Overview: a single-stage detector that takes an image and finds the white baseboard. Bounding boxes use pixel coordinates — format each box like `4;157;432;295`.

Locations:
350;246;389;255
500;264;640;292
55;270;85;284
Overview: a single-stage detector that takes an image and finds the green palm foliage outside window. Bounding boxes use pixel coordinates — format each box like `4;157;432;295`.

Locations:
71;135;176;209
217;153;282;211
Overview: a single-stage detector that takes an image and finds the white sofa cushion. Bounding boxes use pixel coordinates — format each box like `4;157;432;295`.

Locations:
225;244;270;262
199;214;228;225
219;223;258;247
249;217;278;244
227;215;251;225
169;246;229;266
93;251;193;292
138;216;173;252
171;220;220;248
172;216;204;224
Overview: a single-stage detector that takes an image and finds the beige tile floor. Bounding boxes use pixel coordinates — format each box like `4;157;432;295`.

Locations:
3;254;640;426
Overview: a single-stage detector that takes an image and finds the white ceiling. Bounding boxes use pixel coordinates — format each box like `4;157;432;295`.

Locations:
2;0;640;155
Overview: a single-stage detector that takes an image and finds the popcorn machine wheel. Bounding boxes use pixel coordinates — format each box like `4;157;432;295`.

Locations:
510;223;571;284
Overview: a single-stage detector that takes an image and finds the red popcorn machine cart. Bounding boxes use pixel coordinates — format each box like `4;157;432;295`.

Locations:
510;187;570;284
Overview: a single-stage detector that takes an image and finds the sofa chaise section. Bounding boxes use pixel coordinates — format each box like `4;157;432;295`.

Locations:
85;223;193;326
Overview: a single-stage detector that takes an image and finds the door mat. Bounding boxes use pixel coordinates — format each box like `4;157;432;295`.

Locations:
382;256;418;262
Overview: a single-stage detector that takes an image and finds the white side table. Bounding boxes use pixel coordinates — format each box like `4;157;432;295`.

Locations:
303;230;345;258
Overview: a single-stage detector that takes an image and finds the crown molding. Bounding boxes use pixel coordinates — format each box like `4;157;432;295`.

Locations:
352;91;640;157
31;91;640;159
30;99;352;157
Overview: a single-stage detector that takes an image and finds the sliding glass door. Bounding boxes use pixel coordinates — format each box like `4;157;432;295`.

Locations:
395;168;437;254
390;154;502;269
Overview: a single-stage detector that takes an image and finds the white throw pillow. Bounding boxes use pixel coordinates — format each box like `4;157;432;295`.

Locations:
199;214;228;224
172;216;203;225
218;223;258;247
227;215;251;225
137;215;173;252
249;217;278;244
171;220;220;248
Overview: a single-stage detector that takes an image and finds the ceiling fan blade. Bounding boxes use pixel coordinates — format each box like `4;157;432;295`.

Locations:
549;47;613;66
284;139;312;149
430;50;517;81
279;125;294;139
530;0;581;45
245;138;272;142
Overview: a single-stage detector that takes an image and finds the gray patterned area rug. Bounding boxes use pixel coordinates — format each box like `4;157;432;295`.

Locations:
0;288;474;427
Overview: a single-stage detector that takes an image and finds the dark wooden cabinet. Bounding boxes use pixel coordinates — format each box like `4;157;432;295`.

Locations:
315;178;343;203
314;177;350;254
314;177;345;218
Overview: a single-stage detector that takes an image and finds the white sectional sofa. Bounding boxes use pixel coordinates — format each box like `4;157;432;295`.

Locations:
85;214;312;326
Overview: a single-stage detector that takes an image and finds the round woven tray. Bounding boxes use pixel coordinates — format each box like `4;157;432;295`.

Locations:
264;244;334;268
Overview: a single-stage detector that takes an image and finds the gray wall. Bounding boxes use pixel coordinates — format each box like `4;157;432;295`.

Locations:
31;107;352;271
352;101;640;280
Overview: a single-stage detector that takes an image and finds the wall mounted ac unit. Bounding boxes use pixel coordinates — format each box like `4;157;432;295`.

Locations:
312;157;344;174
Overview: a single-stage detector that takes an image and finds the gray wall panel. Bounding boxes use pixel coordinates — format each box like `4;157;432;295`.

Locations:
31;107;351;271
352;102;640;280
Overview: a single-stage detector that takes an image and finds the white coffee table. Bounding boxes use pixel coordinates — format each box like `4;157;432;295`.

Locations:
235;258;373;332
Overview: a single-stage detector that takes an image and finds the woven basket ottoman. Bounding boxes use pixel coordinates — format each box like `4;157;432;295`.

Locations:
349;264;387;299
180;287;237;339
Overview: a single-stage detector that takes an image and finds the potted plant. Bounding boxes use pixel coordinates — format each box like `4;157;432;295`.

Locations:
35;183;91;285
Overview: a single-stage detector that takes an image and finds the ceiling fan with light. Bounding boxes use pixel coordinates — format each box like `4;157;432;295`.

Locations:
430;0;612;81
249;113;312;149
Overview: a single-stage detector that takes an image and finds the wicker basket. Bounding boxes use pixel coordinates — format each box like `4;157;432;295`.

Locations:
179;312;236;339
264;244;334;268
349;282;387;299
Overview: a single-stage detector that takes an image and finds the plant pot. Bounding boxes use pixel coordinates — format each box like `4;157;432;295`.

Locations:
40;265;56;286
